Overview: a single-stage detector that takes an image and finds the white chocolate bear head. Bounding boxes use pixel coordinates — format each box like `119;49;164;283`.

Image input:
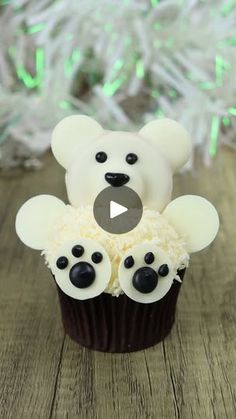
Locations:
51;116;192;211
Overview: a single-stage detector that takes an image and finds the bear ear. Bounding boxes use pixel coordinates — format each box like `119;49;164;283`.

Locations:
163;195;219;253
139;118;192;172
16;195;66;250
51;115;104;169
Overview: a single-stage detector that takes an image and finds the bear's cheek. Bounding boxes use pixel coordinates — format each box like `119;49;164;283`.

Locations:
66;164;108;206
123;169;143;196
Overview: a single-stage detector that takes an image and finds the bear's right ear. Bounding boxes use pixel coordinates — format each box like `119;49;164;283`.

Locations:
139;118;192;172
16;195;66;250
51;115;104;169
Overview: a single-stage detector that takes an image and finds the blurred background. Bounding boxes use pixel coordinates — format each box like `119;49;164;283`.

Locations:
0;0;236;171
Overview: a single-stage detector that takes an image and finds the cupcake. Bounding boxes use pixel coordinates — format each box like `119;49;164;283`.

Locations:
15;116;219;352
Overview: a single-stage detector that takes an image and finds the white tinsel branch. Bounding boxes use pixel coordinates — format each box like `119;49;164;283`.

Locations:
0;0;235;169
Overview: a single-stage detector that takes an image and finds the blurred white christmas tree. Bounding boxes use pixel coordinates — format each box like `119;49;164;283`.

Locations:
0;0;236;169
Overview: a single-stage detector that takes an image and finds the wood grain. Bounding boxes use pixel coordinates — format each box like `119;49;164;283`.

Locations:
0;148;235;418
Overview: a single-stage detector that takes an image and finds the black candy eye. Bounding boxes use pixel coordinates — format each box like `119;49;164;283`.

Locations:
91;252;103;264
158;264;169;277
144;252;155;264
72;245;84;258
124;256;134;269
56;256;68;270
96;151;107;163
126;153;138;165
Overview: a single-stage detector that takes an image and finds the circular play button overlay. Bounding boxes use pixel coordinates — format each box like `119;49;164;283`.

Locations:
93;186;143;234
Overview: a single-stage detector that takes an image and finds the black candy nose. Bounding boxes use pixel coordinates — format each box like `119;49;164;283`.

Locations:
132;267;158;294
69;262;95;288
105;172;130;187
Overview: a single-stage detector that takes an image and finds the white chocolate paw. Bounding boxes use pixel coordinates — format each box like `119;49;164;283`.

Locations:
51;238;111;300
16;195;66;250
118;243;176;303
163;195;219;253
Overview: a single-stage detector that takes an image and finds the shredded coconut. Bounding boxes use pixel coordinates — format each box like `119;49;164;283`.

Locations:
43;205;189;296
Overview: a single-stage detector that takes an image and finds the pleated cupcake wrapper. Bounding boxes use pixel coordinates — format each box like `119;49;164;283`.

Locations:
56;269;185;353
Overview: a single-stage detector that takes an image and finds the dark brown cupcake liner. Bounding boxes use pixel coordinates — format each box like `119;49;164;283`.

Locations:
56;269;186;353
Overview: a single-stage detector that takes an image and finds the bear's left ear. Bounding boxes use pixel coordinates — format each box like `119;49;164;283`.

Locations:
163;195;219;253
139;118;192;172
51;115;104;169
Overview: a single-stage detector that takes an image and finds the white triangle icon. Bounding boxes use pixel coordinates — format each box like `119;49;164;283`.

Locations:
110;201;128;219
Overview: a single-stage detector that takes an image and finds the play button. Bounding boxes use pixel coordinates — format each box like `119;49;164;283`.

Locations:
93;186;143;234
110;201;127;219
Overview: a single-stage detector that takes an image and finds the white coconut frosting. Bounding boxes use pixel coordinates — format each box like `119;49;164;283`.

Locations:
43;205;189;296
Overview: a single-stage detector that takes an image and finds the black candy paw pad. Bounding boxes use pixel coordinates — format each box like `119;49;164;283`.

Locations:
120;247;174;303
124;252;169;294
56;245;104;289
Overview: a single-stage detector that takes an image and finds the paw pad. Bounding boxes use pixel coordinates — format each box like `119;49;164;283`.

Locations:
52;238;111;300
119;244;176;303
72;244;84;257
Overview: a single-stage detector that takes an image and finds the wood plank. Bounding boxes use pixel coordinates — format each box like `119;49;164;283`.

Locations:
0;154;66;419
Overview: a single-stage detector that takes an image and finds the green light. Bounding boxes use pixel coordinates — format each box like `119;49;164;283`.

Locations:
151;90;160;99
64;61;72;77
215;55;230;87
227;37;236;45
36;48;44;75
0;0;12;5
220;36;236;47
151;0;159;6
103;77;125;96
16;66;37;89
165;38;174;49
16;48;45;89
154;23;162;30
223;117;231;127
114;59;124;70
103;80;121;96
222;0;236;16
155;109;165;118
104;23;112;32
59;101;71;110
136;60;145;79
209;116;220;157
64;48;81;77
228;107;236;116
65;33;74;41
27;23;45;34
199;82;215;90
71;49;81;63
124;36;132;46
187;72;199;81
168;89;177;98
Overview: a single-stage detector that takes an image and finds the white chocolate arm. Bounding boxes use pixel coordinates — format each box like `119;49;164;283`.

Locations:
163;195;219;253
15;195;66;250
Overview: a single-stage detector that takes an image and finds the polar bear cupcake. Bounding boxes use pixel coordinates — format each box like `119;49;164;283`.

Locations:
16;116;219;352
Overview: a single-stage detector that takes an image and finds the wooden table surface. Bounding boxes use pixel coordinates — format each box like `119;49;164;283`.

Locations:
0;148;235;419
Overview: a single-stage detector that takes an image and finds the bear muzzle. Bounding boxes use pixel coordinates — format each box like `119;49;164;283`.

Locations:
105;172;130;187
